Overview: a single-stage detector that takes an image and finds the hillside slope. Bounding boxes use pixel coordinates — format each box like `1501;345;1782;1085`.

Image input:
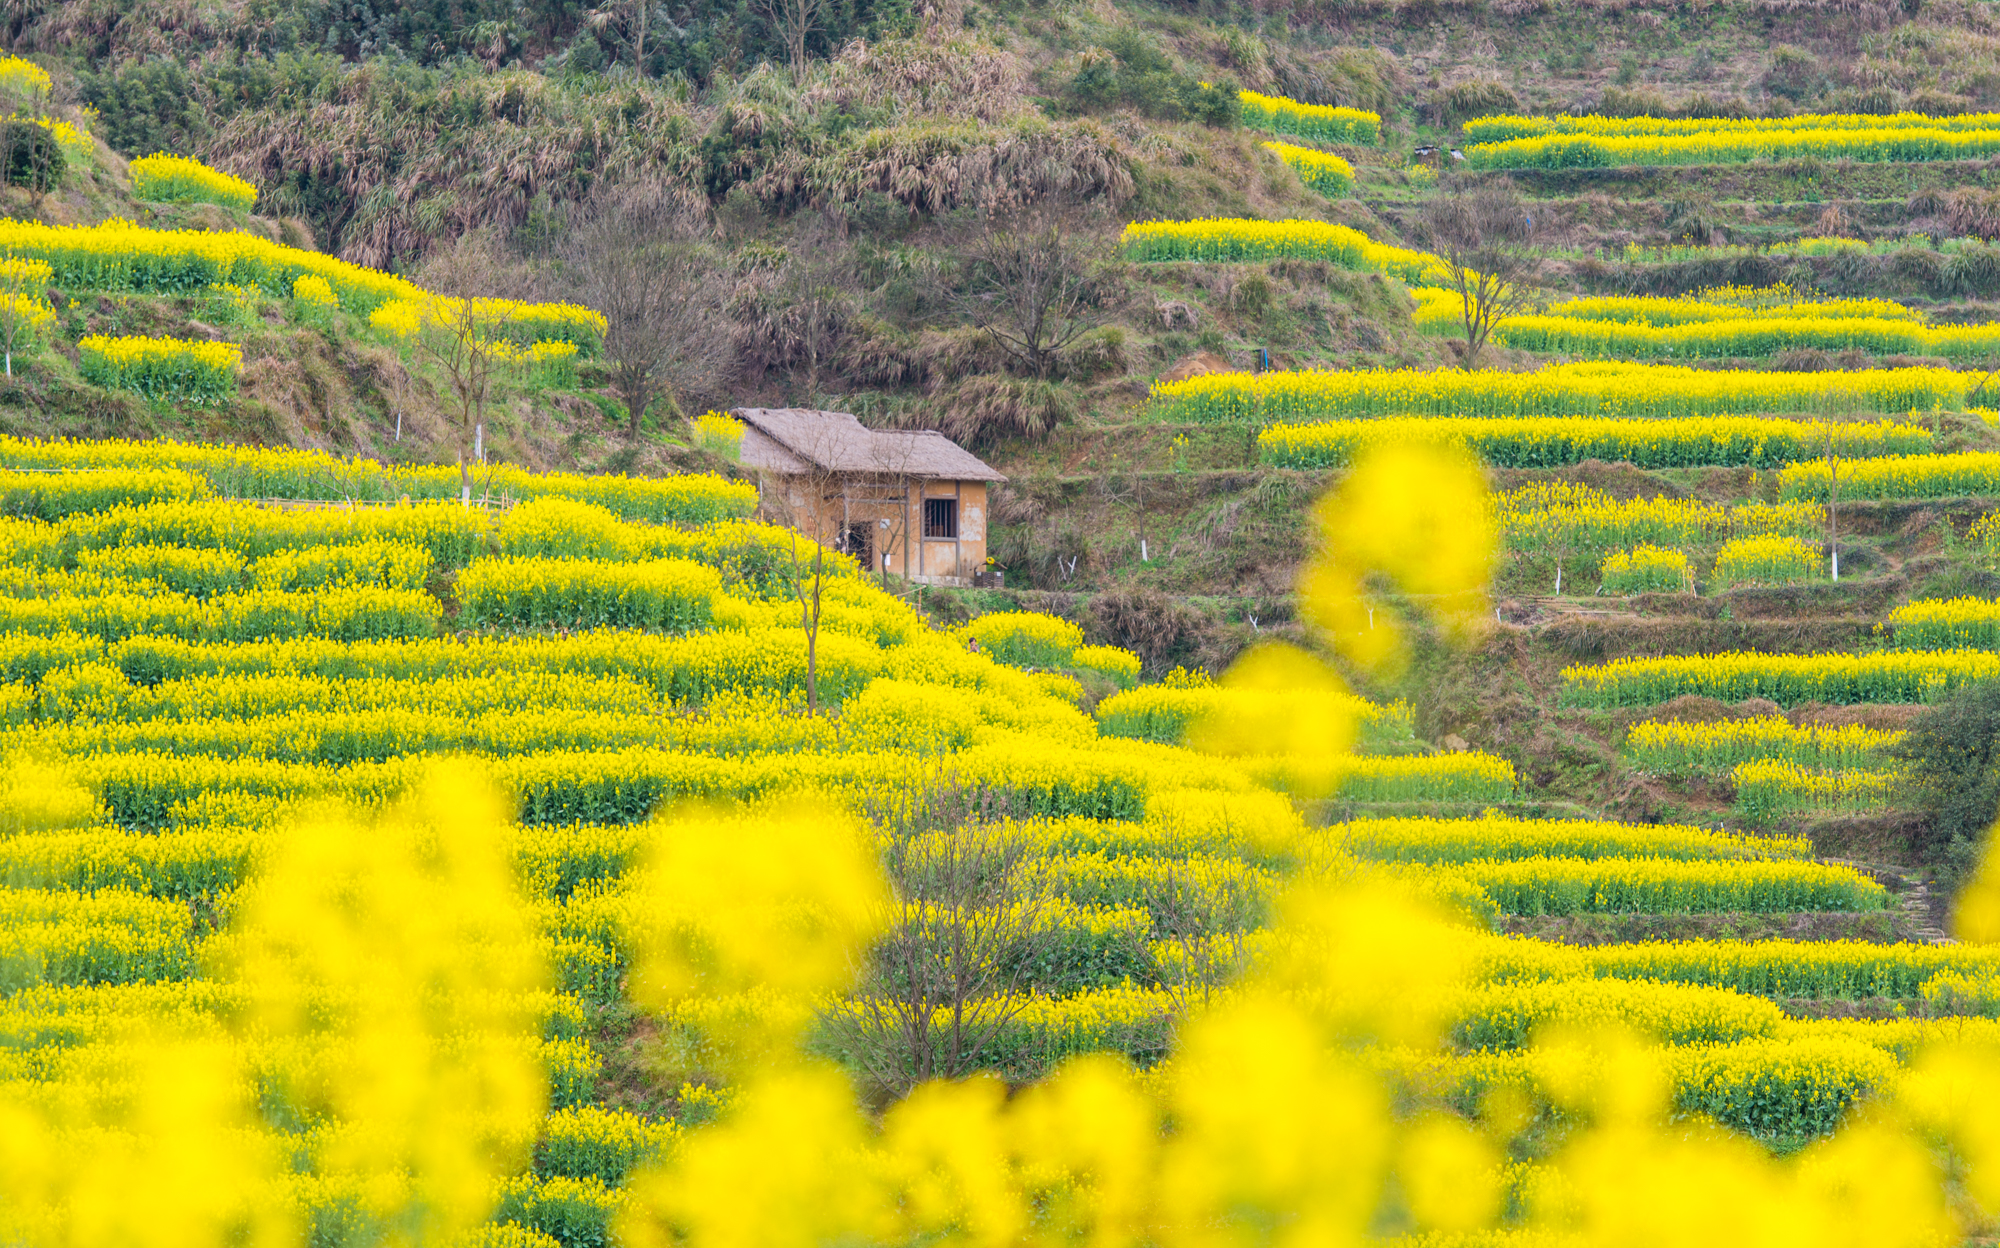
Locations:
13;2;2000;866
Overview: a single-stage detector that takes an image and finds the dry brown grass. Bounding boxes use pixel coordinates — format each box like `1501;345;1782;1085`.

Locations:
213;66;703;268
756;116;1135;217
805;38;1034;124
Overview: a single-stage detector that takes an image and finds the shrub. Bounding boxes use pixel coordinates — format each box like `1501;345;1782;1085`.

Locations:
1436;81;1519;129
1891;683;2000;881
0;120;64;191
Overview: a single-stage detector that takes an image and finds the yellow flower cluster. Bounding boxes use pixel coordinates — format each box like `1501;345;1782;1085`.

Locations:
0;219;605;347
1237;89;1380;144
1493;483;1817;560
1711;534;1821;590
1564;648;2000;707
0;256;50;293
0;583;442;645
1151;361;1962;423
1624;717;1901;776
485;339;580;385
1475;932;1999;999
76;334;242;405
0;55;51;102
128;153;258;211
1467;108;2000;143
0;434;755;524
1781;451;2000;502
952;610;1085;667
1069;643;1142;687
1884;596;2000;650
1121;217;1450;282
1543;291;1920;325
1598;544;1691;595
1733;758;1903;821
1340;813;1807;864
0;217;412;310
1096;681;1416;751
1441;854;1888;915
1240;750;1519;802
1449;977;1783;1050
691;410;745;459
1464;110;2000;167
291;274;338;308
1259;414;1929;470
1484;308;2000;361
456;556;723;633
1261;140;1354;196
370;295;609;355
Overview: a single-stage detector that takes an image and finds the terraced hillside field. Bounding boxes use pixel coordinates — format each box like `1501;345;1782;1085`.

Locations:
15;22;2000;1248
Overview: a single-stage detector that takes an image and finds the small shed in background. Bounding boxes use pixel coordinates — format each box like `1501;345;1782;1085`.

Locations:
731;407;1007;588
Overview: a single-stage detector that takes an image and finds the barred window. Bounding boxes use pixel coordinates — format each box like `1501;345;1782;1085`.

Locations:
923;497;958;539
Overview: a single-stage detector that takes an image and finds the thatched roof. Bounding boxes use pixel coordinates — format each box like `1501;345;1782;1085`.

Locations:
730;408;1006;482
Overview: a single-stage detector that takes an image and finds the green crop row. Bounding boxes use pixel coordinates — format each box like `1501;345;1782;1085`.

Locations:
1257;415;1929;470
1337;814;1811;865
1435;856;1887;915
0;436;753;524
1563;650;2000;708
1475;936;1999;1001
0;585;441;644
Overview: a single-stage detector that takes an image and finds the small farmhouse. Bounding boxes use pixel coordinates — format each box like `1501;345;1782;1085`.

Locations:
731;407;1007;588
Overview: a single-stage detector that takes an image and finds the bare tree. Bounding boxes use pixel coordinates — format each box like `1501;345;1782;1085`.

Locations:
0;262;46;378
1152;862;1260;1015
857;434;919;589
754;423;852;713
557;181;734;440
586;0;655;72
1416;176;1545;370
751;0;829;79
778;230;854;401
826;821;1050;1100
956;207;1111;380
5;121;61;221
730;220;855;400
413;236;522;506
1824;425;1842;583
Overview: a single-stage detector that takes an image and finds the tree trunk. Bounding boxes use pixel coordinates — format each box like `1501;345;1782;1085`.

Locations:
805;538;824;711
787;0;812;80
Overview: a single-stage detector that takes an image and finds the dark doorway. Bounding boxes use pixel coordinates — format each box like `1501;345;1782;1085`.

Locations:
844;522;874;570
